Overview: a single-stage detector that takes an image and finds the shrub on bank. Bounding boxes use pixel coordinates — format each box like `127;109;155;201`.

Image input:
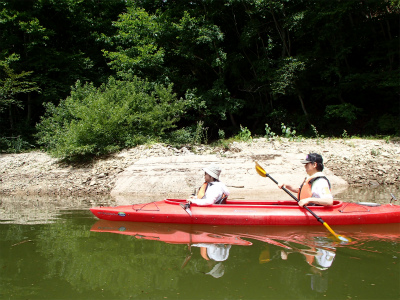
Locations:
36;76;185;160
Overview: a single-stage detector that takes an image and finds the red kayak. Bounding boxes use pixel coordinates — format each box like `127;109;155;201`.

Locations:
90;199;400;226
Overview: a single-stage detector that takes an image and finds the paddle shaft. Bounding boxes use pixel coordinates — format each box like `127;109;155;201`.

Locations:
180;203;192;216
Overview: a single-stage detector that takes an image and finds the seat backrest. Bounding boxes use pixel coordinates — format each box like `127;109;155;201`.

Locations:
215;195;227;205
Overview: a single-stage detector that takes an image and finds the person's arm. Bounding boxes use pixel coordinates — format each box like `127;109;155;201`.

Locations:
278;183;299;194
298;197;333;207
189;196;215;206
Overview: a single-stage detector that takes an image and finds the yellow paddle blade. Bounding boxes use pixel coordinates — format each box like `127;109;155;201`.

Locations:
259;248;271;264
255;161;267;177
323;222;351;243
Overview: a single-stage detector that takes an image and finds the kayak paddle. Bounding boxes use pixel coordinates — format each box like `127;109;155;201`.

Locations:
180;202;192;216
255;161;350;242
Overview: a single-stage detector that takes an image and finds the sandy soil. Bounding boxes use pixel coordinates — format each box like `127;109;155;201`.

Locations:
1;138;399;203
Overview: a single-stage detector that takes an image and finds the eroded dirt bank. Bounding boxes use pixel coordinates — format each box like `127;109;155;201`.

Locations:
1;138;399;200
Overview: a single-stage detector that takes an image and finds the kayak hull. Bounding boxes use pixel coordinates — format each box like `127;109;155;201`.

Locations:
90;199;400;226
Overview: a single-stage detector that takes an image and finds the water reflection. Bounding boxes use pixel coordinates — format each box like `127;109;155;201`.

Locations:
1;211;399;300
90;220;400;292
1;185;399;300
91;220;400;247
193;244;231;278
279;238;336;293
0;194;115;224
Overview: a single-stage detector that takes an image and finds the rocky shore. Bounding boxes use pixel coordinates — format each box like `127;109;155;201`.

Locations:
0;138;399;200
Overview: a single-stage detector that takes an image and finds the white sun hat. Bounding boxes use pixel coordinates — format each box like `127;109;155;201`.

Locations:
206;262;225;278
203;165;221;180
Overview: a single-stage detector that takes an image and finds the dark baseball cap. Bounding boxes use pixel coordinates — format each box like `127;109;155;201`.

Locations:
301;153;323;164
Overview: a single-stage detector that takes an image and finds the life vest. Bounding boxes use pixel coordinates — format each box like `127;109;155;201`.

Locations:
298;176;331;200
197;182;208;199
197;182;228;204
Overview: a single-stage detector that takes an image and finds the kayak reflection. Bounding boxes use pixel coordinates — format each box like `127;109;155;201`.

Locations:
90;221;400;282
90;220;400;246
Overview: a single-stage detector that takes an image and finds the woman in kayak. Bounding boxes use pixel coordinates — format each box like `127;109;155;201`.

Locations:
279;153;333;207
187;165;230;206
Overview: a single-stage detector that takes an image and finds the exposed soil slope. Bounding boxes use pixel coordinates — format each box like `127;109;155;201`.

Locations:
0;138;399;199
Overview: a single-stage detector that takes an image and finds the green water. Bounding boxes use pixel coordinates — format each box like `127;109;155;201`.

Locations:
1;186;400;300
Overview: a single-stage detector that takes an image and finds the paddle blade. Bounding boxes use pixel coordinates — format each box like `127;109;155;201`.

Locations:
255;162;267;177
337;235;351;243
323;222;351;243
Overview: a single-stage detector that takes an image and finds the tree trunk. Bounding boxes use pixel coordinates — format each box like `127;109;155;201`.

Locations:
27;93;32;123
297;92;311;126
270;10;290;57
8;104;14;133
229;111;237;127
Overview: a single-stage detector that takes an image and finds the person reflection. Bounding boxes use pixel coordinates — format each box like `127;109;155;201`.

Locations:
280;243;336;293
192;243;232;278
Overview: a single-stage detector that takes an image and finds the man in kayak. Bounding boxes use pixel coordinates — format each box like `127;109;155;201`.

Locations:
279;153;333;207
187;165;230;205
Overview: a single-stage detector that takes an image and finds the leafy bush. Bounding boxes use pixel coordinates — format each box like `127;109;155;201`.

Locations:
235;125;252;142
281;123;296;140
166;121;208;146
166;128;194;145
36;77;185;159
264;123;276;139
325;103;361;124
377;114;399;135
0;136;33;153
218;129;225;140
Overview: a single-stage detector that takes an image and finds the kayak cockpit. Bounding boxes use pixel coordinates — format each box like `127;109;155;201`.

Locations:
164;199;344;209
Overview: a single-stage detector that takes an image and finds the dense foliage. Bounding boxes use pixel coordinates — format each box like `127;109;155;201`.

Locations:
1;0;399;157
36;77;185;158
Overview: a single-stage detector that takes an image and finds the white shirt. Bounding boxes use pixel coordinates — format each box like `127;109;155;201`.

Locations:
314;248;336;270
308;172;333;199
190;181;230;206
192;244;232;261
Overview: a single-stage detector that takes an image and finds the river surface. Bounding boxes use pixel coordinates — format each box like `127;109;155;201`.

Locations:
1;186;399;300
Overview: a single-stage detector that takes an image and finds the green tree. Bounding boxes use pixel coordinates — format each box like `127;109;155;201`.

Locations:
294;0;399;134
103;2;242;137
2;0;399;152
0;54;40;132
0;0;125;140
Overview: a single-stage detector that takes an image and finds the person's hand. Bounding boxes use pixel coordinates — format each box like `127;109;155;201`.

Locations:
278;183;298;194
298;199;310;207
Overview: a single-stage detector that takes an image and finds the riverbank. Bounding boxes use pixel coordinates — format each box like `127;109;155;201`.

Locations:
0;138;399;200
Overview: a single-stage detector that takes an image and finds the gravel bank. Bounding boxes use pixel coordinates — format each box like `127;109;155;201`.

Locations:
0;138;399;198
